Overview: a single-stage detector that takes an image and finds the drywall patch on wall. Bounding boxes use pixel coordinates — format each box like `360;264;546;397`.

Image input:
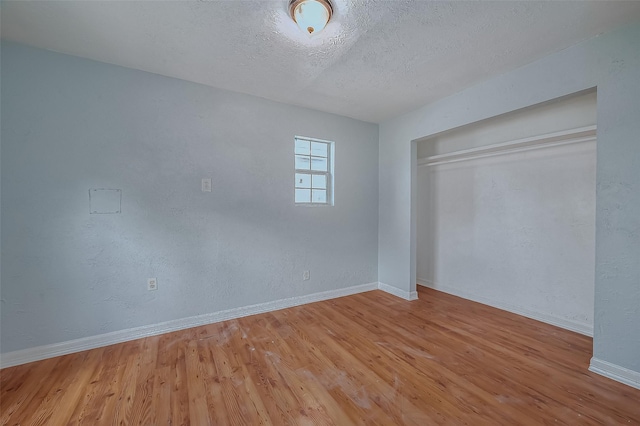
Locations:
89;188;121;214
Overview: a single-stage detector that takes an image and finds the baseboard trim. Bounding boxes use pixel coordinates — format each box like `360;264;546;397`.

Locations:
417;278;593;337
0;282;379;369
378;282;419;301
589;357;640;390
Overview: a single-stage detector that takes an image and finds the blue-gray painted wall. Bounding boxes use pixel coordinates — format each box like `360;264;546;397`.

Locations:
0;42;379;353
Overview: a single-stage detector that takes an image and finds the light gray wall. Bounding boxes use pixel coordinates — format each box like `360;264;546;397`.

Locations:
417;92;597;335
0;42;379;353
379;22;640;373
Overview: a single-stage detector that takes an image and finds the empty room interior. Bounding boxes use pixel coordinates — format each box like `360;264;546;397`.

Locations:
1;1;640;424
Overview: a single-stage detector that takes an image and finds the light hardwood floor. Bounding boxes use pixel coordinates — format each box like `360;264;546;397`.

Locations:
2;286;639;425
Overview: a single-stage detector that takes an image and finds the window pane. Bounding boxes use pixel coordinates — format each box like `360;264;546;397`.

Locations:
295;173;311;188
312;189;327;203
310;156;328;171
295;139;310;155
312;174;326;189
295;189;311;203
295;155;311;170
311;141;328;157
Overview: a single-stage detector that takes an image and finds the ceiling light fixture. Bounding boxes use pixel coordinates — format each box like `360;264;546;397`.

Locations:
289;0;333;36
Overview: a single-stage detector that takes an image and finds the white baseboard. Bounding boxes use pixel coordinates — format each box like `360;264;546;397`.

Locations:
378;282;419;301
417;278;593;337
0;282;378;369
589;357;640;390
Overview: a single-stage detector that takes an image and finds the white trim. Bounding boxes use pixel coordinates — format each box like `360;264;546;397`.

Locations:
378;282;418;301
418;125;596;167
294;136;334;206
589;357;640;390
417;279;593;336
0;282;378;369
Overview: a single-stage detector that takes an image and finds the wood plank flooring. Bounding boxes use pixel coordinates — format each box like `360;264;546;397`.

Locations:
2;286;639;425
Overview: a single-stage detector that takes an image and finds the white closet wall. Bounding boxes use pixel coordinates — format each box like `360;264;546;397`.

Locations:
417;91;596;335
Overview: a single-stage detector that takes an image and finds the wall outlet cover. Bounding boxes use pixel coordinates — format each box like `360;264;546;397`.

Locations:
147;278;158;291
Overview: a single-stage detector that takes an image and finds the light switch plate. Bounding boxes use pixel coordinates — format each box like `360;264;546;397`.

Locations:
202;178;212;192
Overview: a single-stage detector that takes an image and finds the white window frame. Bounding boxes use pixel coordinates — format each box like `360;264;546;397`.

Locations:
294;136;334;206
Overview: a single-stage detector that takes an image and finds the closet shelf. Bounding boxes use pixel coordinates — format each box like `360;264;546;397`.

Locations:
418;125;596;167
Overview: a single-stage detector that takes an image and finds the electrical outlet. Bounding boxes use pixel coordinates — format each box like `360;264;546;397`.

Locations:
303;270;310;281
147;278;158;291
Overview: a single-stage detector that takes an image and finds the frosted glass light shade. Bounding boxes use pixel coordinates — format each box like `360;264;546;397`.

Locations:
290;0;332;35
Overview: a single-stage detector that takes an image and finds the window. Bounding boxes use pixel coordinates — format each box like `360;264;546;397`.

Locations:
294;136;334;205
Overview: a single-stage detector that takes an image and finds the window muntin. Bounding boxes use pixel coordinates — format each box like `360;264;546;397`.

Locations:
294;137;333;205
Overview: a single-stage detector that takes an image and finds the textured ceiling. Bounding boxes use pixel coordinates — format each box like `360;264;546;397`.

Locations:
2;1;640;123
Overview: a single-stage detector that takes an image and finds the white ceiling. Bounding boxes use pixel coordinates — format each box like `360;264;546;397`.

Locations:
2;1;640;123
